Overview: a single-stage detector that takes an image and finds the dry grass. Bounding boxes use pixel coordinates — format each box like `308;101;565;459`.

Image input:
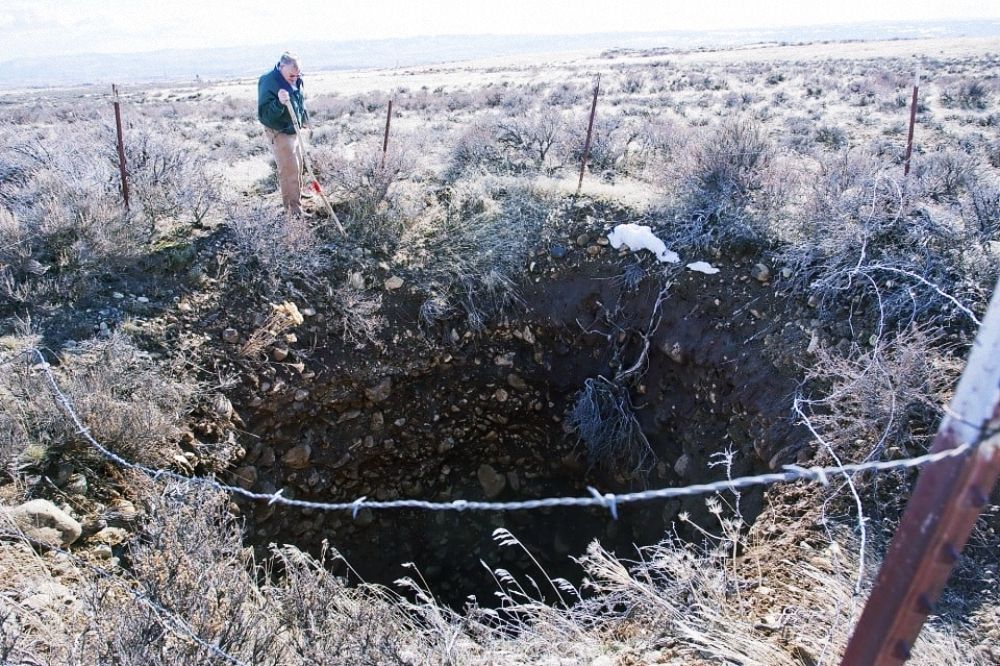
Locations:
0;492;993;664
400;177;549;332
798;326;964;464
239;301;305;359
0;484;432;665
0;333;195;474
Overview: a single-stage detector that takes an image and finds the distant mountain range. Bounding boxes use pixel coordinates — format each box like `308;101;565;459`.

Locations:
2;19;998;90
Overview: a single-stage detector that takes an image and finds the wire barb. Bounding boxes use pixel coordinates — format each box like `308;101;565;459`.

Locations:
351;496;367;519
587;486;619;519
784;464;831;486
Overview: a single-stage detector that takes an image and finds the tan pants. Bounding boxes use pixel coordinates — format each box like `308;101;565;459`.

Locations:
265;128;303;215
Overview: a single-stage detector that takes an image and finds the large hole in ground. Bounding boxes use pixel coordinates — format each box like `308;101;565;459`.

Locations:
230;258;806;607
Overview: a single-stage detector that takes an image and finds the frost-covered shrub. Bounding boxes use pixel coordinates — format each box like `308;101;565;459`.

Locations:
313;142;415;249
227;202;328;294
497;109;567;168
447;117;507;177
123;125;221;227
940;81;993;110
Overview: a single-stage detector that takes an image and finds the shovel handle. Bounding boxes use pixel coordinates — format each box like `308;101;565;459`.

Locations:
282;100;346;236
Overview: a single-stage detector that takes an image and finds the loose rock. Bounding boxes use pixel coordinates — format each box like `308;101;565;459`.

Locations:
674;454;691;478
282;444;312;469
384;276;404;291
62;473;88;495
507;373;528;391
4;499;82;546
348;272;365;290
494;352;515;367
92;526;129;546
258;447;276;466
213;394;234;419
477;464;507;499
233;465;258;490
366;378;393;403
107;499;138;524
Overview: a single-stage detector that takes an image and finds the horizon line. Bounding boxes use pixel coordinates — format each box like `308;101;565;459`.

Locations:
3;17;998;64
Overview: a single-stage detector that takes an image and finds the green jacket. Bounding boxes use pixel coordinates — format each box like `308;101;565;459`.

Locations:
258;66;309;134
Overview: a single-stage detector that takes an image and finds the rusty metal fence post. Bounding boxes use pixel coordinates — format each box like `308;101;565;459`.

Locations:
380;99;393;169
840;275;1000;665
577;75;600;193
112;84;129;210
903;69;920;177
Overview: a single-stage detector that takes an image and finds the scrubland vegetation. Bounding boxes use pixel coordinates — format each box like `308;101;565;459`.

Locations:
0;38;998;664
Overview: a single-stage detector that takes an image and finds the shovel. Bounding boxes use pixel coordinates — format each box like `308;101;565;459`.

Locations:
284;99;346;236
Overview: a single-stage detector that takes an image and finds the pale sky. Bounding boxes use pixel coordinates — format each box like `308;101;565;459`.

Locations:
2;0;997;59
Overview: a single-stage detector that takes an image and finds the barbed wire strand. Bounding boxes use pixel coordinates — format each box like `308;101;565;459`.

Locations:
116;582;249;666
27;348;994;519
0;523;248;666
0;348;32;369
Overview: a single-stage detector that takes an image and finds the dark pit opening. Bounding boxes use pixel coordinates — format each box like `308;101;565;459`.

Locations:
232;265;805;607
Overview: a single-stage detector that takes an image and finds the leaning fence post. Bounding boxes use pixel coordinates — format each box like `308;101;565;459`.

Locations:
577;74;600;193
112;84;129;210
380;99;393;170
903;68;920;177
840;276;1000;665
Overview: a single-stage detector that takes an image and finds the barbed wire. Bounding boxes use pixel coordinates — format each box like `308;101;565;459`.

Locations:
0;520;248;666
24;348;995;520
0;348;32;369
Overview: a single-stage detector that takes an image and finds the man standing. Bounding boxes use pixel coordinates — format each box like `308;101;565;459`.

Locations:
258;52;309;215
